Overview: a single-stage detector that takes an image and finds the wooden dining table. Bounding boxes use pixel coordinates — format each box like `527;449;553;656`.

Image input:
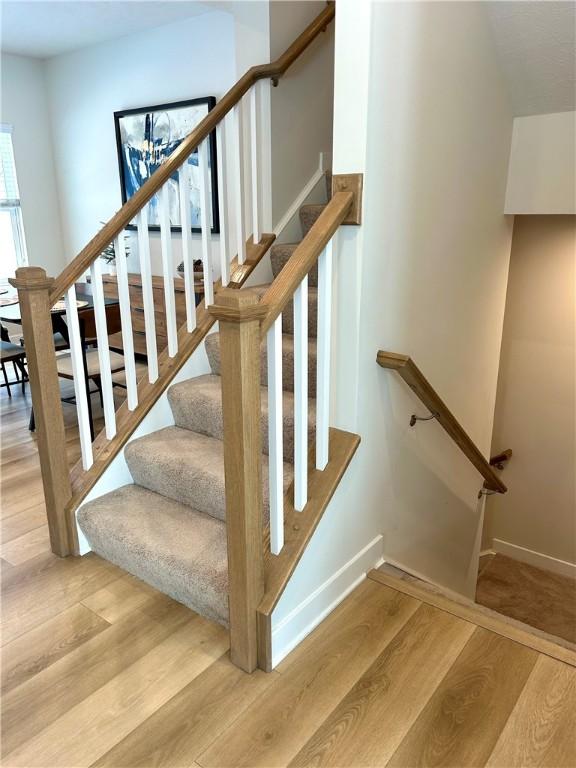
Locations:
0;282;121;437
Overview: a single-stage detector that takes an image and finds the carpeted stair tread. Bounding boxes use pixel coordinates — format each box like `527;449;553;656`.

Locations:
299;204;326;237
271;244;318;286
205;332;317;396
250;284;318;337
125;426;293;523
77;485;229;626
168;374;316;462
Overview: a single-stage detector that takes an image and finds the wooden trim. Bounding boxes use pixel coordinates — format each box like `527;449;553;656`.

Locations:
48;3;335;304
376;350;507;493
8;267;78;557
209;303;268;324
331;174;363;224
368;568;576;668
257;428;361;671
67;235;274;514
259;191;354;336
216;289;265;673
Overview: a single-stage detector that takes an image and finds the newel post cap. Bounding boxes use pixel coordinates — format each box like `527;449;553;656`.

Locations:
209;288;268;324
9;266;54;292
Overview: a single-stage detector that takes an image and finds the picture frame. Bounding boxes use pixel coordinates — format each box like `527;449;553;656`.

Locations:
114;96;220;234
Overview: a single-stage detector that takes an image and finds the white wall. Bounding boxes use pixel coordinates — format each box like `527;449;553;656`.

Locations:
273;0;514;659
484;215;576;575
269;1;334;228
45;11;237;276
0;53;65;276
505;111;576;214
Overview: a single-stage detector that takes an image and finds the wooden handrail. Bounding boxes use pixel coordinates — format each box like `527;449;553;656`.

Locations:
376;351;507;493
49;2;335;304
259;190;353;335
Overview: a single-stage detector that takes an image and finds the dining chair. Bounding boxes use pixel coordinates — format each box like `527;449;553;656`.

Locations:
0;324;27;397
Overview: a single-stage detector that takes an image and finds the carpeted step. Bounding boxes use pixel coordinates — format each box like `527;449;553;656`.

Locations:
250;284;318;338
270;244;318;287
168;374;316;462
205;331;317;397
76;485;229;626
125;427;293;523
299;204;325;237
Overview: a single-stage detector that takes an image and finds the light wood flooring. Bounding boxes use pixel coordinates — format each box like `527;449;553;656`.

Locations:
477;553;576;644
2;386;576;767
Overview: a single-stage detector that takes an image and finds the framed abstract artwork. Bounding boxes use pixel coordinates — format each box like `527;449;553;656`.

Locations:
114;96;219;233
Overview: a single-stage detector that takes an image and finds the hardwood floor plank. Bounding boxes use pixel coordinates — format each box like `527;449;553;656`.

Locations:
198;580;420;768
486;655;576;767
1;596;192;756
81;573;161;623
290;603;475;767
0;490;46;520
92;655;278;767
1;603;110;693
385;627;538;767
1;551;122;645
1;504;46;543
369;568;576;666
4;616;229;767
1;524;50;565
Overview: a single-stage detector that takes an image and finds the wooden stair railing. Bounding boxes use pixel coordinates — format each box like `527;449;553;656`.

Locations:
376;351;507;494
10;3;337;558
210;178;363;672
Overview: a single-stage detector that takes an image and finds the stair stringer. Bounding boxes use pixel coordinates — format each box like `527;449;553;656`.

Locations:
256;427;364;671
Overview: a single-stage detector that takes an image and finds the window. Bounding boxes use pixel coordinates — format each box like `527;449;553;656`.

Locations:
0;125;27;285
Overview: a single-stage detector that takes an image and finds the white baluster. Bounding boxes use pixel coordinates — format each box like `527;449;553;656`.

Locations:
216;121;230;287
250;83;260;245
159;183;178;356
178;162;196;331
137;207;158;382
267;314;284;554
89;259;116;439
64;285;93;470
198;138;214;305
115;233;138;409
316;238;333;470
294;274;308;511
231;104;246;264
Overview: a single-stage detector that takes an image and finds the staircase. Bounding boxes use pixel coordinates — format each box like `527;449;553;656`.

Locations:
77;195;328;630
11;4;366;674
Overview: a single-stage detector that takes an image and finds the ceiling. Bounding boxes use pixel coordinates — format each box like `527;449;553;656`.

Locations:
0;1;215;59
486;1;576;116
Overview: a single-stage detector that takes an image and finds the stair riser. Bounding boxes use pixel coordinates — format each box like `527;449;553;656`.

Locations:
281;293;318;338
205;333;318;397
299;205;325;237
168;376;316;463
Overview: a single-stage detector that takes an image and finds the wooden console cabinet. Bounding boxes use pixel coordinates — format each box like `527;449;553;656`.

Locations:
101;273;199;357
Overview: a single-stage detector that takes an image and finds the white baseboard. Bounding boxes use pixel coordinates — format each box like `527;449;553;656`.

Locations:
492;539;576;579
271;535;384;668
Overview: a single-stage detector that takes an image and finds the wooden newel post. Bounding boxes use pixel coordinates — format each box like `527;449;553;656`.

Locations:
9;267;77;557
209;288;268;672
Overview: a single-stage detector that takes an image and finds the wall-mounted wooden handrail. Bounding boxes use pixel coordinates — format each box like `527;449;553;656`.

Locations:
259;189;353;336
49;2;335;304
376;350;507;493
